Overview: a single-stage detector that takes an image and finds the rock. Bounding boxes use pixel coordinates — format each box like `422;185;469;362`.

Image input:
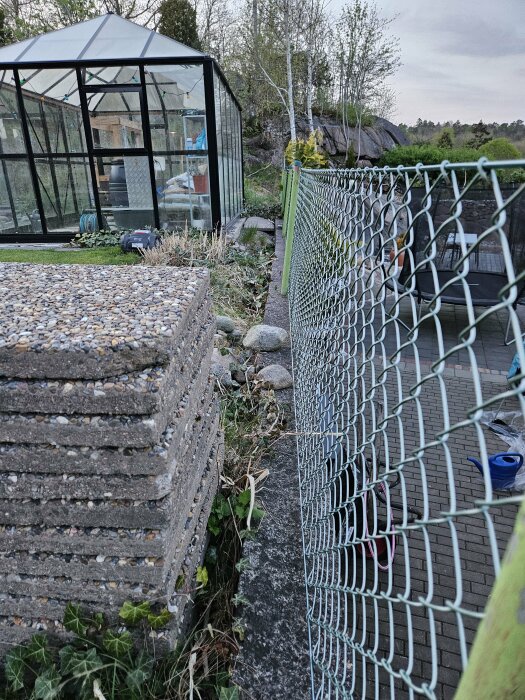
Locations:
211;348;236;388
232;364;256;384
255;364;293;390
244;217;275;232
216;315;236;334
243;325;289;352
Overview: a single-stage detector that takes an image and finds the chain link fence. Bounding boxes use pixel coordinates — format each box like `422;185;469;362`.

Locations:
284;160;525;698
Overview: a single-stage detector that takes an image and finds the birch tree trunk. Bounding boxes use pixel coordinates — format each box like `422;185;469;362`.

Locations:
284;0;296;141
306;49;314;134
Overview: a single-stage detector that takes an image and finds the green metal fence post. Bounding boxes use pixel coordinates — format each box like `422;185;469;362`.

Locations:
280;168;288;212
454;498;525;699
281;169;292;240
281;161;301;295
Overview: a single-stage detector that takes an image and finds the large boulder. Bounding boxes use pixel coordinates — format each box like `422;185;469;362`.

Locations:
296;115;409;163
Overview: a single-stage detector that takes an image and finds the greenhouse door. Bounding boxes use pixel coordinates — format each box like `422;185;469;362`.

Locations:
80;79;159;232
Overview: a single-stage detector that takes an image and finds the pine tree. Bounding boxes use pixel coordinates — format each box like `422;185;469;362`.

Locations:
158;0;202;51
436;127;454;149
468;120;491;150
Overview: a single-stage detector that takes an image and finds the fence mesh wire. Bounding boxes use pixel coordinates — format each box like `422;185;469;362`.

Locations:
287;161;525;699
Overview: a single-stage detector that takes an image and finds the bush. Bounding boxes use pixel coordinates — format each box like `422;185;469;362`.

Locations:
378;144;481;168
284;131;327;168
479;137;522;161
72;229;122;248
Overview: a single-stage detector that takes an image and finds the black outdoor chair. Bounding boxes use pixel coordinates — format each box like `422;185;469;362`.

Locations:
381;184;525;344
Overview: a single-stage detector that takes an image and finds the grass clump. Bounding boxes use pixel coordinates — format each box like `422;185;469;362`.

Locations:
142;227;273;325
243;162;281;220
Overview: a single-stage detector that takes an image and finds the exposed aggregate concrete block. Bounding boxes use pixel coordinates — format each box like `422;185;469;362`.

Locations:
0;265;223;653
0;297;213;415
0;322;214;447
0;264;210;379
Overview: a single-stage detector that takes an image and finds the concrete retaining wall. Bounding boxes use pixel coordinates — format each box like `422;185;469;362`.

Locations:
0;263;223;649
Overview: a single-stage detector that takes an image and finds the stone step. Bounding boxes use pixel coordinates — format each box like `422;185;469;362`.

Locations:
0;323;214;448
0;296;213;416
0;264;210;379
0;374;215;476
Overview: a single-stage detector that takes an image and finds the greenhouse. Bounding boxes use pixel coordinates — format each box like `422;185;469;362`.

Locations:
0;13;243;240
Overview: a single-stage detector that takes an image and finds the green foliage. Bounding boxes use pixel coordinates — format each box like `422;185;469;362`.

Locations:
196;566;209;587
467;120;491;149
72;229;122;248
119;600;152;625
158;0;202;50
207;489;265;538
1;601;173;699
435;127;454;149
479;137;522;161
345;142;357;168
345;103;375;128
285;131;328;168
63;602;88;637
378;144;481;168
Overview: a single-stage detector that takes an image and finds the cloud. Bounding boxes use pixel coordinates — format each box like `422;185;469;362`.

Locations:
436;14;525;57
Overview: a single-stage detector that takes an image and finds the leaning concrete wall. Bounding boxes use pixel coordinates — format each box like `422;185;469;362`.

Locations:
0;263;223;648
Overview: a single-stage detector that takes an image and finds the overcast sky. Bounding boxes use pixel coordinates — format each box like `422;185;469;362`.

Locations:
330;0;525;125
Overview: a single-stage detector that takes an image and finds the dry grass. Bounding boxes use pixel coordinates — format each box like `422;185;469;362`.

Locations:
140;225;227;267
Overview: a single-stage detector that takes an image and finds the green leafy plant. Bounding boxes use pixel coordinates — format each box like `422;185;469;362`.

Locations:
0;600;173;699
284;130;328;168
72;229;122;248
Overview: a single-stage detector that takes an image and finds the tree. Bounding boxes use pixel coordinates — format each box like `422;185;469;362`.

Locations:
302;0;329;133
0;8;13;45
158;0;202;49
334;0;400;161
468;120;491;149
436;127;454;149
247;0;302;141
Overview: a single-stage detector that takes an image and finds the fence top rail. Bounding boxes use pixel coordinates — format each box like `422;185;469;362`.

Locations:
300;157;525;176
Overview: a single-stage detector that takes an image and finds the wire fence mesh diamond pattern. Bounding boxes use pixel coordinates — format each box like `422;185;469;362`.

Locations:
287;161;525;699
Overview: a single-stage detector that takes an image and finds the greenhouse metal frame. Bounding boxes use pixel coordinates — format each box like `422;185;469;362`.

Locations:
0;13;244;241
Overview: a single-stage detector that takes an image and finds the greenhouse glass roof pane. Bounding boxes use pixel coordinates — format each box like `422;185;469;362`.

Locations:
0;14;205;65
144;33;203;59
15;16;107;63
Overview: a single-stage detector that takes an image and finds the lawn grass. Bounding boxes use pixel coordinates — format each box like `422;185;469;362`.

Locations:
0;246;138;265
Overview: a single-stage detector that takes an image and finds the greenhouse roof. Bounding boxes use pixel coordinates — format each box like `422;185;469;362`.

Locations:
0;13;206;65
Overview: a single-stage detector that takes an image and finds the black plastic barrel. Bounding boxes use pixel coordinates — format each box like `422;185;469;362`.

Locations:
109;159;129;207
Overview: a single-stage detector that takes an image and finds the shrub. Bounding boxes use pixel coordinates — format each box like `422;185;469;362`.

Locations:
284;131;327;168
72;229;122;248
479;137;522;161
378;144;481;168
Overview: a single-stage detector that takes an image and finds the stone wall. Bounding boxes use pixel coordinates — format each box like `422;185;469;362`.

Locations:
0;263;222;648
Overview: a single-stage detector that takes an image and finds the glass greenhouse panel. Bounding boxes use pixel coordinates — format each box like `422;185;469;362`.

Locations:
88;90;143;149
156;154;211;231
0;72;26;154
95;155;154;230
0;159;40;234
35;157;95;232
84;66;141;86
14;16;107;64
145;65;206;152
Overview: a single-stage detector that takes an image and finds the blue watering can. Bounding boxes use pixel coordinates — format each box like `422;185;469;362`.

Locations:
467;453;524;490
